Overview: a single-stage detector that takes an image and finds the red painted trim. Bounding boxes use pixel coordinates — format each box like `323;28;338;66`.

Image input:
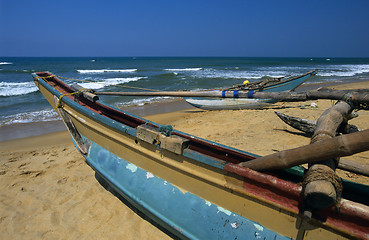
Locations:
225;163;369;239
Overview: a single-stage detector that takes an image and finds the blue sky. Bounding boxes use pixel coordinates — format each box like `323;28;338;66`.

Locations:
1;0;368;57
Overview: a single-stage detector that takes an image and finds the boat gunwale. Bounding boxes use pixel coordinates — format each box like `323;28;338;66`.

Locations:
33;71;369;239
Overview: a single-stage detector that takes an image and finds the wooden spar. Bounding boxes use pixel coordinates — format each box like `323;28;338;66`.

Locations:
274;111;359;135
71;84;99;102
238;128;369;170
339;159;369;177
94;89;369;106
95;90;231;98
274;111;317;135
274;111;369;177
317;87;369;93
240;101;366;210
303;101;353;210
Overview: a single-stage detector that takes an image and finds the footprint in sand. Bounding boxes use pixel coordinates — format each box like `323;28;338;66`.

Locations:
18;162;30;169
57;176;69;185
19;170;45;178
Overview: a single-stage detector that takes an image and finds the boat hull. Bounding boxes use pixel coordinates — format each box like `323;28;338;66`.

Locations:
33;72;368;240
185;98;277;110
185;70;316;110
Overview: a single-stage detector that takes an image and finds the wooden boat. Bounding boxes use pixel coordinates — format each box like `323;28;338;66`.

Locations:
33;72;369;239
185;70;317;110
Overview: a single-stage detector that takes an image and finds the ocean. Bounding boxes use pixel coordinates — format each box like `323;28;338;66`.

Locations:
1;57;369;130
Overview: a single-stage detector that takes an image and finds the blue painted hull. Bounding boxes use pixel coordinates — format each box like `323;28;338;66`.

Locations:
84;139;289;240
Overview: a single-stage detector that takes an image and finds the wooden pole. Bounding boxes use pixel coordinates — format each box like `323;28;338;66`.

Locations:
303;101;352;210
274;111;369;176
238;128;369;170
240;102;364;210
94;89;369;106
274;111;359;135
339;159;369;177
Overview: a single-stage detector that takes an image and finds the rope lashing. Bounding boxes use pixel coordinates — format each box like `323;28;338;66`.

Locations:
34;75;56;81
56;88;86;108
153;125;174;148
221;90;240;98
302;167;343;204
158;125;173;137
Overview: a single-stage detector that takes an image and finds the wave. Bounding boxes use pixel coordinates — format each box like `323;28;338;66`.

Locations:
0;81;38;96
77;69;138;74
153;72;180;79
77;77;144;89
0;69;33;74
0;109;60;126
192;68;287;80
318;64;369;77
0;62;13;65
164;68;202;72
116;96;172;108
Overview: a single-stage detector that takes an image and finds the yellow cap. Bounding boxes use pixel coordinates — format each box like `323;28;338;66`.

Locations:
243;80;249;84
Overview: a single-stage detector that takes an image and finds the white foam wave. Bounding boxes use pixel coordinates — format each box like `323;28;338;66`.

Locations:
0;62;12;65
192;68;287;80
1;109;60;126
0;81;38;96
116;97;171;107
78;77;144;89
318;64;369;77
77;69;137;74
164;68;202;72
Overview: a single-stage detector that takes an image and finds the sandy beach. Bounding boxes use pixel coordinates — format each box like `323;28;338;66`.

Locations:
1;81;369;239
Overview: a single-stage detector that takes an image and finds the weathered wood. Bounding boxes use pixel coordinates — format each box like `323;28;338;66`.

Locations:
238;128;369;170
274;111;369;177
71;83;99;102
54;101;89;155
303;101;353;210
318;87;369;93
275;111;316;134
252;90;369;105
274;111;359;135
95;89;369;109
339;159;369;177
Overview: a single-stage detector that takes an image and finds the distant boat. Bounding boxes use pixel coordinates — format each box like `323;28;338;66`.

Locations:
185;70;317;110
32;71;369;239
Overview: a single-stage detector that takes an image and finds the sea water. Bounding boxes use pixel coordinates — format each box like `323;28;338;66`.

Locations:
1;57;369;128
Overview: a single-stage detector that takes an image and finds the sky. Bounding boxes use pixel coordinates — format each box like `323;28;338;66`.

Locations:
1;0;369;57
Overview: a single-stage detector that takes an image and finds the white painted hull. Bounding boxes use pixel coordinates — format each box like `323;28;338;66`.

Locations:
185;98;277;110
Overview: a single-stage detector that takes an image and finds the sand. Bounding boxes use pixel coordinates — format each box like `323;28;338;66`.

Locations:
1;80;369;239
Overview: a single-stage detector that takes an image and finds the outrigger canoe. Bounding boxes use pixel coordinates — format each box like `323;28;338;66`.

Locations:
185;70;317;110
33;72;369;239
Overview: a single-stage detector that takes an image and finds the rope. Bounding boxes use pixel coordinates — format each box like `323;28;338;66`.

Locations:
34;75;56;81
56;88;86;108
153;125;174;149
302;167;343;204
158;125;173;137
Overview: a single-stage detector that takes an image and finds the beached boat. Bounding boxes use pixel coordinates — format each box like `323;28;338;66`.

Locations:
185;70;317;110
33;72;369;239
